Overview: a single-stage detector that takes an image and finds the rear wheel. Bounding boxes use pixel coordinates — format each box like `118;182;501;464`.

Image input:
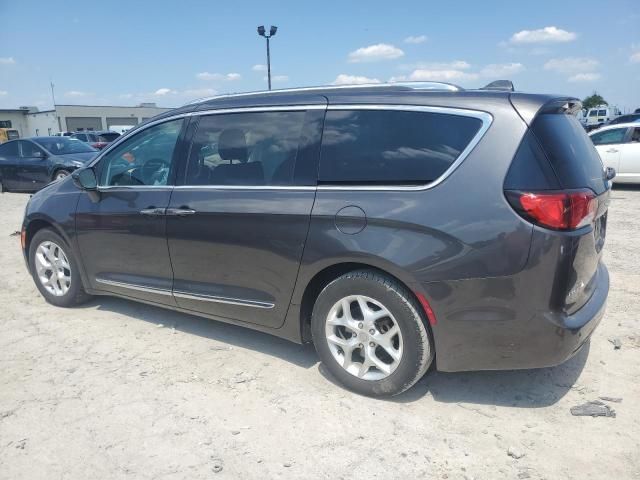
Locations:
311;269;433;397
28;228;90;307
0;179;4;193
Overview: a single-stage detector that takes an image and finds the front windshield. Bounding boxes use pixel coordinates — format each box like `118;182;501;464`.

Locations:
34;137;98;155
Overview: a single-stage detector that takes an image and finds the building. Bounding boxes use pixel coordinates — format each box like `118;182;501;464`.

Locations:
0;103;172;137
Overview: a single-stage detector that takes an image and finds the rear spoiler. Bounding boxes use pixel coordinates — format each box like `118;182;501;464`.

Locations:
509;94;582;126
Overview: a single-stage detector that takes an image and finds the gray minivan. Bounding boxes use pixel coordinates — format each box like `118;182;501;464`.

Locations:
20;81;611;397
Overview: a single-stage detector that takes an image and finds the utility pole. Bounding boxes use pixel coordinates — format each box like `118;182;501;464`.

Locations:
50;81;56;107
257;25;278;90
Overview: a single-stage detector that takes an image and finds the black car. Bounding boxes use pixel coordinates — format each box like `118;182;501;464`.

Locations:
20;82;611;397
70;131;120;150
0;137;97;193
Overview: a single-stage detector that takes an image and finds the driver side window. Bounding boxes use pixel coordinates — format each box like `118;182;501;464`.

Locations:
99;118;183;187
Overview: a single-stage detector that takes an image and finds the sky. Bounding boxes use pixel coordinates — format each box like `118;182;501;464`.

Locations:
1;0;639;111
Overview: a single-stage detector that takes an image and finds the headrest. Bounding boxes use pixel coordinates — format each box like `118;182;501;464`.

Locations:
218;128;248;162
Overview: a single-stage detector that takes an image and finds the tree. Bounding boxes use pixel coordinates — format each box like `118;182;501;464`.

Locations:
582;92;607;110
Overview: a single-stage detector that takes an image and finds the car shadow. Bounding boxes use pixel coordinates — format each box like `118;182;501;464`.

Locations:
82;296;590;408
81;296;318;369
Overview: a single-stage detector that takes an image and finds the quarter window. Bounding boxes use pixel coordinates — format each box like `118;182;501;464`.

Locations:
319;109;483;185
185;111;307;186
98;118;183;187
590;128;627;145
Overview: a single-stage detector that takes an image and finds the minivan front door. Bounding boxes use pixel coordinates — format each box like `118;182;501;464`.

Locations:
166;108;324;328
75;118;186;305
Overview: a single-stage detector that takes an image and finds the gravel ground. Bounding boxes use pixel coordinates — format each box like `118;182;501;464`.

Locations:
1;189;639;480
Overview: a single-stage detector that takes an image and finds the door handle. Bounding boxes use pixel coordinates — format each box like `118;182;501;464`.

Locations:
606;149;619;153
166;207;196;216
140;207;166;216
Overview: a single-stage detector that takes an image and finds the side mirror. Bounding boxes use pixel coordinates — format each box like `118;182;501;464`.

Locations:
606;167;616;181
72;167;98;190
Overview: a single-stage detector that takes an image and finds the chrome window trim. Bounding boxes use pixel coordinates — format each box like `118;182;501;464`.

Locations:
317;104;493;192
95;278;173;296
173;291;274;309
90;103;492;193
173;185;316;191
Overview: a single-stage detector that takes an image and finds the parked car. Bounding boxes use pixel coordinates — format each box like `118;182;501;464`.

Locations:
20;82;611;397
53;132;73;137
605;113;640;126
590;123;640;183
70;131;120;150
0;127;20;143
0;137;97;192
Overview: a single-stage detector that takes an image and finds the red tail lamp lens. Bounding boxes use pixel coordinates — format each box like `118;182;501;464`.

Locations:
508;190;597;230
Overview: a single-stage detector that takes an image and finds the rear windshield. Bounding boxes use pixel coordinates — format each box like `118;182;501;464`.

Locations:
531;114;607;194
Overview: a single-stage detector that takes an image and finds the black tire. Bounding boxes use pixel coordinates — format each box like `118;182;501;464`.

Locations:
311;269;434;397
53;169;71;181
28;228;91;307
0;179;4;193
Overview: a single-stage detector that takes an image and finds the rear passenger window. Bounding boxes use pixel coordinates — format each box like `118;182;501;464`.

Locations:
319;109;483;185
185;111;307;186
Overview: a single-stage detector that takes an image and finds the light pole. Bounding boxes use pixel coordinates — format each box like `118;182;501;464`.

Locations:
257;25;277;90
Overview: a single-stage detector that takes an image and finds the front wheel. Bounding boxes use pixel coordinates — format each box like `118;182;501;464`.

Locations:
53;169;71;181
28;228;90;307
311;270;434;397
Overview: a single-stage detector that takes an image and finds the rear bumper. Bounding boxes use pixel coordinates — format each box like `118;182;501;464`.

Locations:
429;263;608;372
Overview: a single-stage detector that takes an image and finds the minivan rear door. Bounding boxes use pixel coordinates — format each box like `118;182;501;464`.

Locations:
166;105;325;328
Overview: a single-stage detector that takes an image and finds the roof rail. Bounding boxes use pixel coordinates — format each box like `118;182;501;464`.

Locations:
480;80;514;92
183;81;463;106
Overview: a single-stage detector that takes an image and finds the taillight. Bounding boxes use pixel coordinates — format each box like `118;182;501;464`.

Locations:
505;189;598;230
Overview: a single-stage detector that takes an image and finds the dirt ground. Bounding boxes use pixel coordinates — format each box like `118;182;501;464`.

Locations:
0;189;639;480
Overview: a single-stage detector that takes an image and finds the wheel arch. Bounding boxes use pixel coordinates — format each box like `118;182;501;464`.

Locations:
297;261;433;343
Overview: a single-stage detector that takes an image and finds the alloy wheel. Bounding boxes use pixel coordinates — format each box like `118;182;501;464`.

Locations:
35;241;71;297
325;295;403;380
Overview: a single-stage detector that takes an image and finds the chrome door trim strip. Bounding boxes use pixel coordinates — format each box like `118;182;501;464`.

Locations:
317;104;493;192
95;278;173;296
173;290;275;309
173;185;316;191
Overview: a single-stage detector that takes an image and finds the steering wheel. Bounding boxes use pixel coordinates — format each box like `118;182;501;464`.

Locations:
142;158;170;185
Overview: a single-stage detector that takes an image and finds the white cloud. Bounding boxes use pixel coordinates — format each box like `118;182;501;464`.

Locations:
119;93;134;99
0;57;15;65
64;90;91;97
631;51;640;63
154;88;176;96
0;90;7;96
480;62;525;77
544;57;599;73
404;35;428;44
252;64;267;71
196;72;242;81
567;73;601;82
348;43;404;63
182;88;218;97
399;61;471;71
509;26;576;44
332;74;381;85
391;69;479;83
264;75;289;82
